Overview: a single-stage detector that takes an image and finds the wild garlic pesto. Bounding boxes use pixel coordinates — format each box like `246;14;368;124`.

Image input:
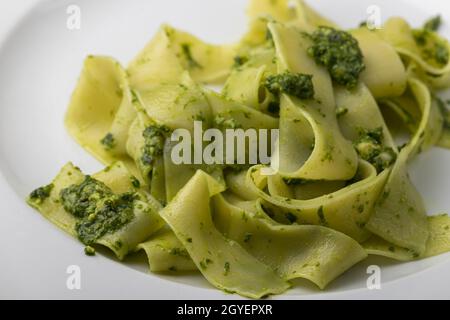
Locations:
60;176;111;218
264;71;315;100
60;176;136;245
307;27;365;89
141;125;171;168
29;184;54;205
354;128;397;172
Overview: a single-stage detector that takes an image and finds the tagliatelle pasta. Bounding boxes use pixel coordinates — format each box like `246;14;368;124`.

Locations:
27;0;450;298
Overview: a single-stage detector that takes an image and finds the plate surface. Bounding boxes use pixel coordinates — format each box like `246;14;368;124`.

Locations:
0;0;449;299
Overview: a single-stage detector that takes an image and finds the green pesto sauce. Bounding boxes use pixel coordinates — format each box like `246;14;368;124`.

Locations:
29;184;54;205
308;27;365;89
60;176;112;218
141;125;170;169
354;127;397;172
100;133;116;150
60;176;136;245
265;71;315;100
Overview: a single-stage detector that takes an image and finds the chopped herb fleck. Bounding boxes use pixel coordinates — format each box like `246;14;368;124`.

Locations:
244;233;253;243
100;133;116;150
357;204;365;213
181;43;202;69
223;262;230;276
130;176;140;188
170;248;189;258
285;212;298;224
233;55;248;68
200;258;213;270
336;107;348;118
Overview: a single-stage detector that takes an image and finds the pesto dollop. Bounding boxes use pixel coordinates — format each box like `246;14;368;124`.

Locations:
60;176;136;245
308;27;365;89
264;71;315;100
75;193;135;245
60;176;111;219
141;125;171;168
29;184;54;205
354;128;397;172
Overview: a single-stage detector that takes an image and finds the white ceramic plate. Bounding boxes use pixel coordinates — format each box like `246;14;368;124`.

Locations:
0;0;449;300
